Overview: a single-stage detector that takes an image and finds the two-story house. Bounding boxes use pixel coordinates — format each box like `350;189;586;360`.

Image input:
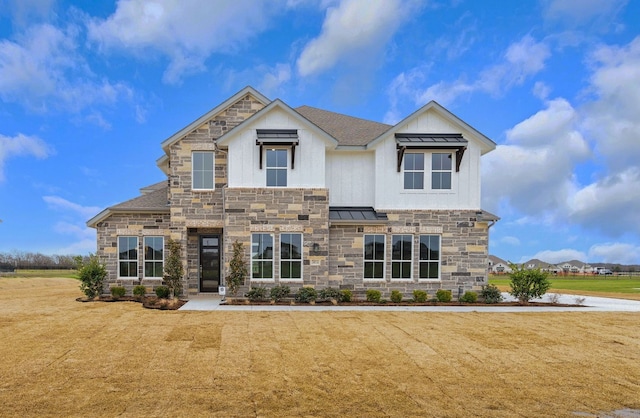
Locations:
87;86;498;298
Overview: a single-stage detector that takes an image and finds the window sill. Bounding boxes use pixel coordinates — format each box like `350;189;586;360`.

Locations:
390;279;414;282
279;278;303;282
251;278;275;282
363;278;386;282
418;279;441;282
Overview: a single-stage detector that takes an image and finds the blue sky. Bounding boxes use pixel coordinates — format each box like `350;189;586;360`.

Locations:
0;0;639;265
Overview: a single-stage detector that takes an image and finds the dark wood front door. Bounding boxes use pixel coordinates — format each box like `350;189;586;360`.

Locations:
200;235;221;292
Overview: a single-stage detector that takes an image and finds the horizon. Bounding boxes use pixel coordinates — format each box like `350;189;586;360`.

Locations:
0;0;639;265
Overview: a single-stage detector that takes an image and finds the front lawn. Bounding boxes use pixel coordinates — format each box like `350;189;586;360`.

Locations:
0;269;78;279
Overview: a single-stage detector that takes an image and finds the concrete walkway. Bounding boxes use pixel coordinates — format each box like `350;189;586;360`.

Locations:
179;292;640;312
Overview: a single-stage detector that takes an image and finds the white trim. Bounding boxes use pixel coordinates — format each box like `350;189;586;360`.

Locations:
117;236;139;279
192;151;215;191
280;232;303;281
391;234;413;280
251;233;274;280
418;234;441;281
143;236;164;279
265;148;288;188
363;233;385;280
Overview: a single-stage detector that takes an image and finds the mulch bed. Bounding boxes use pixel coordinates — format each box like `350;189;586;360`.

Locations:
76;296;187;310
222;298;585;307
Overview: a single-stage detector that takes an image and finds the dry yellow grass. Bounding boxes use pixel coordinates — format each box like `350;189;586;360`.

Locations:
1;277;639;417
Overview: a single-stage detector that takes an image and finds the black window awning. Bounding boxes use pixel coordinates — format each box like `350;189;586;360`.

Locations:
256;129;299;169
395;133;467;172
329;207;388;225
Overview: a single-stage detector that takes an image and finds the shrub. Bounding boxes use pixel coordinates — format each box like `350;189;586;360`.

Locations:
508;263;551;304
133;285;147;299
270;285;290;302
366;289;382;303
340;289;353;303
155;285;170;299
110;286;126;299
227;240;248;297
164;239;184;298
390;290;403;303
459;291;477;303
412;289;428;303
78;254;107;299
246;287;267;301
480;284;503;304
295;287;317;303
318;287;342;301
436;289;452;302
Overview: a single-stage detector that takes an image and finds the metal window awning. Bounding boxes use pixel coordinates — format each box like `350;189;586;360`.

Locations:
395;133;468;172
329;207;388;225
256;129;299;169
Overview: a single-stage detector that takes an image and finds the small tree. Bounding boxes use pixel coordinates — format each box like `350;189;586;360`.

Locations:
227;240;247;297
163;238;184;298
508;263;551;304
78;254;107;299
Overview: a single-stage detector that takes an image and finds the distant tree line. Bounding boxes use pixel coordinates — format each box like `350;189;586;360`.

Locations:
0;251;90;271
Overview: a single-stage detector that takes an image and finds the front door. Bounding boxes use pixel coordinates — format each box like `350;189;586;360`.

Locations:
200;235;221;292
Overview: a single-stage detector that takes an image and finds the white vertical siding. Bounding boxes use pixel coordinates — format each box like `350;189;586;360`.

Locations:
373;109;482;210
326;151;375;206
226;108;327;188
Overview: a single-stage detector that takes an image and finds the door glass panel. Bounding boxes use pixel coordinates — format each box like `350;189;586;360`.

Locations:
200;235;220;292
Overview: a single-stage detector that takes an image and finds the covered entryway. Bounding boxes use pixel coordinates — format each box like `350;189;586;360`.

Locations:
199;235;221;292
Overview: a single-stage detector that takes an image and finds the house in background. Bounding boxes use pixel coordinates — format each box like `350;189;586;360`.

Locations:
488;255;512;274
87;86;498;298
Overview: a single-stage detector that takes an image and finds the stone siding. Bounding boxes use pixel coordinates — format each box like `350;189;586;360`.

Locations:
223;188;330;297
94;212;171;295
327;210;490;299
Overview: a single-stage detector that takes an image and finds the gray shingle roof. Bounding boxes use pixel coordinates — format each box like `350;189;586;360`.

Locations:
295;105;391;146
110;186;169;211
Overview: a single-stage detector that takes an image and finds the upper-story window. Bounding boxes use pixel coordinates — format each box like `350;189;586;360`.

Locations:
192;151;214;190
404;153;424;190
266;149;287;187
432;153;452;190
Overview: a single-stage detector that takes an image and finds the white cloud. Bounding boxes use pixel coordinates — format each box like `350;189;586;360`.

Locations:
0;133;52;181
501;236;521;246
588;242;640;265
482;98;589;216
259;63;292;96
42;196;102;220
530;248;588;264
541;0;628;28
87;0;279;84
0;23;133;113
296;0;416;77
414;35;551;106
568;167;640;236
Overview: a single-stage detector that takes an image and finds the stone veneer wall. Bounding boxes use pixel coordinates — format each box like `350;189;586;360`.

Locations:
167;94;266;293
328;210;490;299
94;212;171;295
223;188;330;297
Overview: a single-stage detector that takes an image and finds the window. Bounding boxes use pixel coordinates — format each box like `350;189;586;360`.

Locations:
404;153;424;189
144;236;164;278
266;149;287;187
251;233;273;280
364;234;385;279
432;153;452;190
419;235;440;280
391;235;412;279
118;236;138;277
280;233;302;280
192;151;214;190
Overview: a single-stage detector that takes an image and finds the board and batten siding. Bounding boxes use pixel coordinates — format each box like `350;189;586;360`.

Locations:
373;109;482;210
226;108;327;188
326;151;375;206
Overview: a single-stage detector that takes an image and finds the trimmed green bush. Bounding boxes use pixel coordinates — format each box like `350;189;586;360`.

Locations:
390;290;403;303
78;254;107;299
133;285;147;299
412;289;428;303
246;287;267;301
340;289;352;302
270;285;290;302
459;291;478;303
155;285;170;299
480;284;503;304
436;289;452;302
318;287;342;301
295;287;317;303
110;286;126;299
366;289;382;303
508;263;551;304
